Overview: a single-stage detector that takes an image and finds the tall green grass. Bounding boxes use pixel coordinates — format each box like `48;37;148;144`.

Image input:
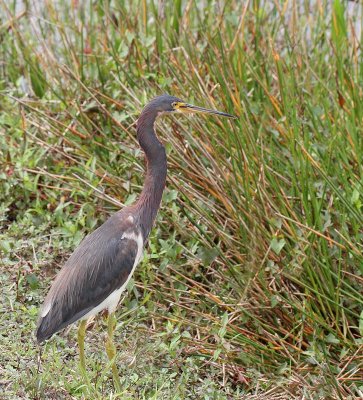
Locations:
1;0;362;398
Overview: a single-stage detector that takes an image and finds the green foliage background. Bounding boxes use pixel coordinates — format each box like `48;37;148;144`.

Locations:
0;0;362;399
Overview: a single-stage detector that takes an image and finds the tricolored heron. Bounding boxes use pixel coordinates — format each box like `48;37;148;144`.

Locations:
36;94;236;389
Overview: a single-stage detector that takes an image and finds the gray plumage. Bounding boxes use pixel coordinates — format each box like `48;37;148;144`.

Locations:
36;212;138;342
36;95;180;342
36;94;236;343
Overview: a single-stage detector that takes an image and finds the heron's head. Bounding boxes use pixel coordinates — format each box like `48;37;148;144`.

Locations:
145;94;237;119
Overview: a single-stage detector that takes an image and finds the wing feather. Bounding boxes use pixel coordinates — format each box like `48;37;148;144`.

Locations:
36;212;140;342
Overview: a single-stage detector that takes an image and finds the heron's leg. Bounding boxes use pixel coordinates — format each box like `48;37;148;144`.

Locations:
105;312;122;392
77;319;87;372
77;319;93;395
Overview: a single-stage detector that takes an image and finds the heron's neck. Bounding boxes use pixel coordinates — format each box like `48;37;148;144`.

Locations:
136;110;167;239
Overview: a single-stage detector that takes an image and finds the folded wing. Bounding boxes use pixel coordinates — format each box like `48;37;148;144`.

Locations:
36;213;141;342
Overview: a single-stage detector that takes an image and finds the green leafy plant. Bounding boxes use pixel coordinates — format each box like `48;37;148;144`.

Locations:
1;1;362;398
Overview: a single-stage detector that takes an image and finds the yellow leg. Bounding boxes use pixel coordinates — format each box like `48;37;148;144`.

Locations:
77;319;92;394
77;320;87;372
105;312;122;392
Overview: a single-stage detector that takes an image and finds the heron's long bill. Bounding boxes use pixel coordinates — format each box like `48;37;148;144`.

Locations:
181;104;237;119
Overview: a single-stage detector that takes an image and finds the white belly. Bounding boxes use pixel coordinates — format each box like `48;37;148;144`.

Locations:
81;231;144;320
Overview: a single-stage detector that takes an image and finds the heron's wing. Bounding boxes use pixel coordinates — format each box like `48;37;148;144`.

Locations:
36;212;141;342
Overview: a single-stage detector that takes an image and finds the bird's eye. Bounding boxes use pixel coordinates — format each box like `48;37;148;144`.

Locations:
171;102;178;108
